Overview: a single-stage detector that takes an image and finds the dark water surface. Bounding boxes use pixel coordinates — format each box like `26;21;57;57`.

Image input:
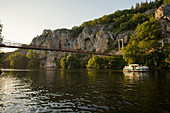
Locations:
0;69;169;113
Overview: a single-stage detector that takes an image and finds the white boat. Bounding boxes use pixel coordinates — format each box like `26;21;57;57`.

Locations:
123;64;149;72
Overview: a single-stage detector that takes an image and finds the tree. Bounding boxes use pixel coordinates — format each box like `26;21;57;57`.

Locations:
165;54;170;63
131;6;134;10
66;55;80;69
163;0;170;5
60;57;67;68
136;3;140;9
135;17;162;41
41;29;52;37
101;15;111;24
27;50;40;68
0;52;5;67
9;53;29;69
27;50;39;59
123;17;162;66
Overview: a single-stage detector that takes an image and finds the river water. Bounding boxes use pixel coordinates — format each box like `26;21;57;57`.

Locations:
0;69;169;113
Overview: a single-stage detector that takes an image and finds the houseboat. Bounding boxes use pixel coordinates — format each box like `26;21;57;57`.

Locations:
123;64;149;72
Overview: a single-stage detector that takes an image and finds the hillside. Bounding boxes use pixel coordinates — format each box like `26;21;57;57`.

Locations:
1;0;170;68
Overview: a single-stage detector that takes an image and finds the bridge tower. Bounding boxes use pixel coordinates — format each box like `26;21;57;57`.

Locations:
0;21;3;43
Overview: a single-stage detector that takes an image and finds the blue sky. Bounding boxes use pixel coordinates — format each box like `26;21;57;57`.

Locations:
0;0;154;52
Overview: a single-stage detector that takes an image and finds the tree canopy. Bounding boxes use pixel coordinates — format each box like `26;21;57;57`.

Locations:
122;17;165;66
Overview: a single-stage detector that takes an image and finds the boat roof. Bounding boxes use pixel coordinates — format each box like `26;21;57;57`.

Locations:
129;64;139;66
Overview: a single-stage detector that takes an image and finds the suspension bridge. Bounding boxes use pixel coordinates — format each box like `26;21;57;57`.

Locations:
0;38;113;56
0;22;120;56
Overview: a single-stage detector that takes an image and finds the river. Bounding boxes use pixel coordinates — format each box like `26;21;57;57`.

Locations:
0;69;169;113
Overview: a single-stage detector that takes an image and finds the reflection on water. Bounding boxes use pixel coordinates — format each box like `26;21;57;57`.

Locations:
123;72;149;83
0;69;169;112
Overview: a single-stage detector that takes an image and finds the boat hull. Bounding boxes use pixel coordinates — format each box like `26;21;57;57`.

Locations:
123;69;149;72
123;64;149;72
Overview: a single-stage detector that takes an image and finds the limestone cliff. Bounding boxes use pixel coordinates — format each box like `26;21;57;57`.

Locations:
29;25;132;67
155;4;170;42
27;4;170;67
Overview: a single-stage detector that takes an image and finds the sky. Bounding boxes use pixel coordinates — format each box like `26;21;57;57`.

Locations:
0;0;154;52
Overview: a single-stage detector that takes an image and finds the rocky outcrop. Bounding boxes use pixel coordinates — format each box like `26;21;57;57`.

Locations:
29;25;132;67
155;4;170;43
27;5;170;68
155;4;170;21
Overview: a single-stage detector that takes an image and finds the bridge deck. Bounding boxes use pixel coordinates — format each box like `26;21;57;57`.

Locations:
0;43;112;56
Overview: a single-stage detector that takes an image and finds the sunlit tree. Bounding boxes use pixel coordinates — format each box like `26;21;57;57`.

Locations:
9;53;29;69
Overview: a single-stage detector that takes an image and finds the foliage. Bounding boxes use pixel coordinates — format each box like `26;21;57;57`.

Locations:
41;29;52;37
59;54;89;69
27;50;40;68
66;55;81;69
163;0;170;5
69;0;163;34
135;17;161;41
27;50;39;59
43;51;48;57
119;13;150;31
60;57;67;68
60;55;81;69
0;52;4;67
54;58;61;68
28;59;40;68
122;16;168;67
165;55;170;64
71;26;84;38
9;53;29;69
86;55;127;69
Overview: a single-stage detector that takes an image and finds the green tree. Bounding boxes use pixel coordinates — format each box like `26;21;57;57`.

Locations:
41;29;52;37
71;26;83;38
66;55;80;69
27;50;40;68
0;52;5;67
27;50;39;59
163;0;170;5
135;17;161;41
123;17;162;66
60;57;67;68
9;53;29;69
131;6;134;9
165;54;170;68
101;15;111;24
86;55;126;69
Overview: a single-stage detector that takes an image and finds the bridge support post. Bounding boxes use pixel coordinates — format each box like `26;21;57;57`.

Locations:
118;39;124;51
121;39;124;48
118;40;120;51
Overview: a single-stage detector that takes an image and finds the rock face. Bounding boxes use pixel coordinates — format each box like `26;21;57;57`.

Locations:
155;4;170;20
29;25;132;67
27;5;170;68
155;4;170;43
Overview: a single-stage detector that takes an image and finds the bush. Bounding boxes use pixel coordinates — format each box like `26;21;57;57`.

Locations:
60;55;81;69
163;0;170;5
71;26;84;38
9;53;29;69
86;55;127;69
61;57;67;68
28;59;40;68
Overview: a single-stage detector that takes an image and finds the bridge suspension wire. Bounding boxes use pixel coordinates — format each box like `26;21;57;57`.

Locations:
2;38;28;47
3;38;28;44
